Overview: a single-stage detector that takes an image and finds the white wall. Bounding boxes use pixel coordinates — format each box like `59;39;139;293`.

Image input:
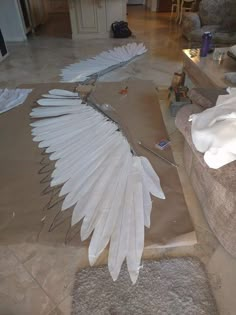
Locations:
0;0;27;41
69;0;127;39
29;0;47;27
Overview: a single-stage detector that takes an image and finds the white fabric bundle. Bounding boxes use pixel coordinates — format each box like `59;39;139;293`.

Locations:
0;88;32;114
229;45;236;57
31;89;165;283
189;88;236;169
60;42;147;82
225;72;236;84
225;45;236;84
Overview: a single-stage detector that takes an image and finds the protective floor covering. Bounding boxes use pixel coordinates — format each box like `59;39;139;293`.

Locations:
72;257;219;315
0;80;195;248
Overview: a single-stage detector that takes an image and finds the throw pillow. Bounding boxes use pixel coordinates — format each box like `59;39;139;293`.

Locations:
221;1;236;33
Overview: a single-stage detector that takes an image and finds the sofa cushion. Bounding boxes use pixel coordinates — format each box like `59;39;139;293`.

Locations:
189;148;236;257
186;27;236;44
175;104;206;167
188;88;228;109
178;86;236;258
186;25;218;42
182;0;236;44
199;0;224;26
213;32;236;44
182;12;201;35
176;102;236;194
221;2;236;32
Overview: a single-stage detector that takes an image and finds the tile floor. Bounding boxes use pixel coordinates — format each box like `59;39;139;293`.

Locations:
0;5;236;315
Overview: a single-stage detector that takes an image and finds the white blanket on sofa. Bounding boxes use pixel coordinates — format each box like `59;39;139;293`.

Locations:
189;87;236;169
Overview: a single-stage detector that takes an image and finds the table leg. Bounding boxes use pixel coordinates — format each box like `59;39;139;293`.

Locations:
175;0;180;22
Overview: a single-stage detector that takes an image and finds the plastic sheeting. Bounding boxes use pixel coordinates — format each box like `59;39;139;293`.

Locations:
0;88;32;114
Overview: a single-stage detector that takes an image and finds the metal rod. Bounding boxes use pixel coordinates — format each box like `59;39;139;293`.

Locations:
87;95;137;156
138;141;178;168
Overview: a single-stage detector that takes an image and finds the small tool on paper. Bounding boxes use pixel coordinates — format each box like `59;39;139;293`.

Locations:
138;141;178;168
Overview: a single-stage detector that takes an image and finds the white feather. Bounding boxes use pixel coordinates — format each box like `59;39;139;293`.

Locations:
37;98;82;106
30;114;75;128
126;157;145;284
42;94;80;99
141;173;152;228
49;89;79;97
88;149;132;265
108;168;134;281
30;106;83;118
140;157;165;199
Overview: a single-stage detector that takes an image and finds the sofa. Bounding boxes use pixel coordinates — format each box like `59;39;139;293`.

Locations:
175;88;236;257
182;0;236;45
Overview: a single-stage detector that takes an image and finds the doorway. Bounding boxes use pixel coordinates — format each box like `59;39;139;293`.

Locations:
127;0;145;4
35;0;72;38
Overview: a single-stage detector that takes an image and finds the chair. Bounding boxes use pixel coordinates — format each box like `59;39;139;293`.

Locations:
179;0;195;24
170;0;180;20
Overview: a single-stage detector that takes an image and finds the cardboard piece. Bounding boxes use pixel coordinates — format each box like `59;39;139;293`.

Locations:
0;80;195;248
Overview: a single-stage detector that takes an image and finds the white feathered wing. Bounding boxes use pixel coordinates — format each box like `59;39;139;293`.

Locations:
60;42;147;82
30;89;165;283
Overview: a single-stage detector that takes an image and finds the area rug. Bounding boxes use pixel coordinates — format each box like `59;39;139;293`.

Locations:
71;257;219;315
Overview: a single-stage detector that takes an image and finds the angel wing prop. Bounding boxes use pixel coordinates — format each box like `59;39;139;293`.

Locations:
30;89;165;283
60;42;147;83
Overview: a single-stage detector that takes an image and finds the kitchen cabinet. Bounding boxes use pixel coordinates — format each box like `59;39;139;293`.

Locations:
128;0;144;4
68;0;127;39
0;0;46;41
145;0;158;11
157;0;172;12
28;0;46;27
0;0;27;41
0;29;8;62
44;0;69;13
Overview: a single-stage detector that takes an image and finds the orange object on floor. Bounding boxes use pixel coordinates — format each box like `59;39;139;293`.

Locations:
119;87;128;95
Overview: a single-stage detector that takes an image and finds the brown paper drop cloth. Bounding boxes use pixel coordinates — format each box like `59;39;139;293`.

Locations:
0;80;195;248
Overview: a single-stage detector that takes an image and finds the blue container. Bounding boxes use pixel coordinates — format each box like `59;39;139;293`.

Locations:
200;32;212;57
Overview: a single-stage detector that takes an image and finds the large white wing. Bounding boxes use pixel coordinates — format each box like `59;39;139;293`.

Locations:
60;43;147;82
30;89;165;284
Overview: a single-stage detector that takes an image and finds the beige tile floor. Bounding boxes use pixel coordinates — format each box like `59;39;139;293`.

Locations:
0;5;236;315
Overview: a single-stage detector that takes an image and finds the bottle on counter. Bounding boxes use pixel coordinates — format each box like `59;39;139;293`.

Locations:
200;32;212;57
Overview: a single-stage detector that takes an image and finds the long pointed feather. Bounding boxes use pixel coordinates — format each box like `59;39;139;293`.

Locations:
108;168;134;281
42;94;81;99
48;89;79;97
140;157;165;199
88;149;132;265
126;157;144;284
37;98;82;106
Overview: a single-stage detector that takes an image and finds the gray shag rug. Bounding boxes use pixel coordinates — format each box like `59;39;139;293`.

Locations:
72;257;218;315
